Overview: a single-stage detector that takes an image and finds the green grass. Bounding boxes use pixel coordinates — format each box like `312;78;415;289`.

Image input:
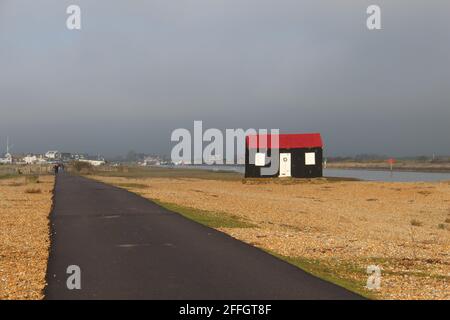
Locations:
107;178;255;229
242;176;359;185
0;174;17;180
0;174;43;184
267;252;376;299
90;165;358;183
153;200;256;229
90;166;242;181
359;257;450;280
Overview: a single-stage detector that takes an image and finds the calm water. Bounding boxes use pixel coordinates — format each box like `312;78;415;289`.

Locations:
179;165;450;182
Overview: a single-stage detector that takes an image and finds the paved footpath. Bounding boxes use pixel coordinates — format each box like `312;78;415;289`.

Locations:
45;174;363;300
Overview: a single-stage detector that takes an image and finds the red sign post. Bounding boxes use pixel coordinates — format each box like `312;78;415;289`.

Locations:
387;158;396;171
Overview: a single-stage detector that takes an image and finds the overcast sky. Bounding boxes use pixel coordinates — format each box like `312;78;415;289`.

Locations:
0;0;449;157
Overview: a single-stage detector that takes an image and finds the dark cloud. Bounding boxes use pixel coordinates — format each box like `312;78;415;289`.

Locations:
0;0;449;156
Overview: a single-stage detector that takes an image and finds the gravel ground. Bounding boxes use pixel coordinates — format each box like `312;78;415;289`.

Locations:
94;176;450;300
0;176;54;300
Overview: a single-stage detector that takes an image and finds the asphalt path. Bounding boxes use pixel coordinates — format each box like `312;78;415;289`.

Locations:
45;174;363;300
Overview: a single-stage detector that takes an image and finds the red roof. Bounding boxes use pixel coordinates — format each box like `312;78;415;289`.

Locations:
246;133;323;149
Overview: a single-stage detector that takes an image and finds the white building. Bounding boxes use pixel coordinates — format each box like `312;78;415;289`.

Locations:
22;154;47;164
0;137;13;164
0;154;12;164
45;151;60;159
173;160;191;165
140;156;161;166
23;155;38;164
79;159;106;166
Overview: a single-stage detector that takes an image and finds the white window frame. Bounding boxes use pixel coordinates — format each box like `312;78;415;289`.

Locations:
255;153;266;166
305;152;316;166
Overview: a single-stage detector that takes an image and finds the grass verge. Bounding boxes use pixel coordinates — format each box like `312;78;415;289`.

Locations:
242;176;359;185
0;174;17;180
107;179;255;229
84;166;242;181
268;252;376;299
152;198;373;299
153;200;256;229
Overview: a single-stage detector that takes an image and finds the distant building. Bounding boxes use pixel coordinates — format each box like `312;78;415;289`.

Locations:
0;153;12;164
79;159;106;166
60;153;72;161
140;156;162;166
173;160;191;166
245;133;323;178
0;137;13;164
45;151;60;159
71;153;88;161
23;154;38;164
22;154;47;164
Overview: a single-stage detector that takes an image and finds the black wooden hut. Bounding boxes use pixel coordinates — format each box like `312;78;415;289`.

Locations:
245;133;323;178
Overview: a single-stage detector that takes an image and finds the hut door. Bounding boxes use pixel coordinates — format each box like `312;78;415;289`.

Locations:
279;153;291;177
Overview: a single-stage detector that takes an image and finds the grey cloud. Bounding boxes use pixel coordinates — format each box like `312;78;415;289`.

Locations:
0;0;449;157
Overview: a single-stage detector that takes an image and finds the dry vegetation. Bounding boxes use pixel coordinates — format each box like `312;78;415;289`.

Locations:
327;160;450;173
93;174;450;300
0;175;54;300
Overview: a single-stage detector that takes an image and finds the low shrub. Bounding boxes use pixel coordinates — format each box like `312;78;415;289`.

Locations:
25;188;41;194
410;219;423;227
